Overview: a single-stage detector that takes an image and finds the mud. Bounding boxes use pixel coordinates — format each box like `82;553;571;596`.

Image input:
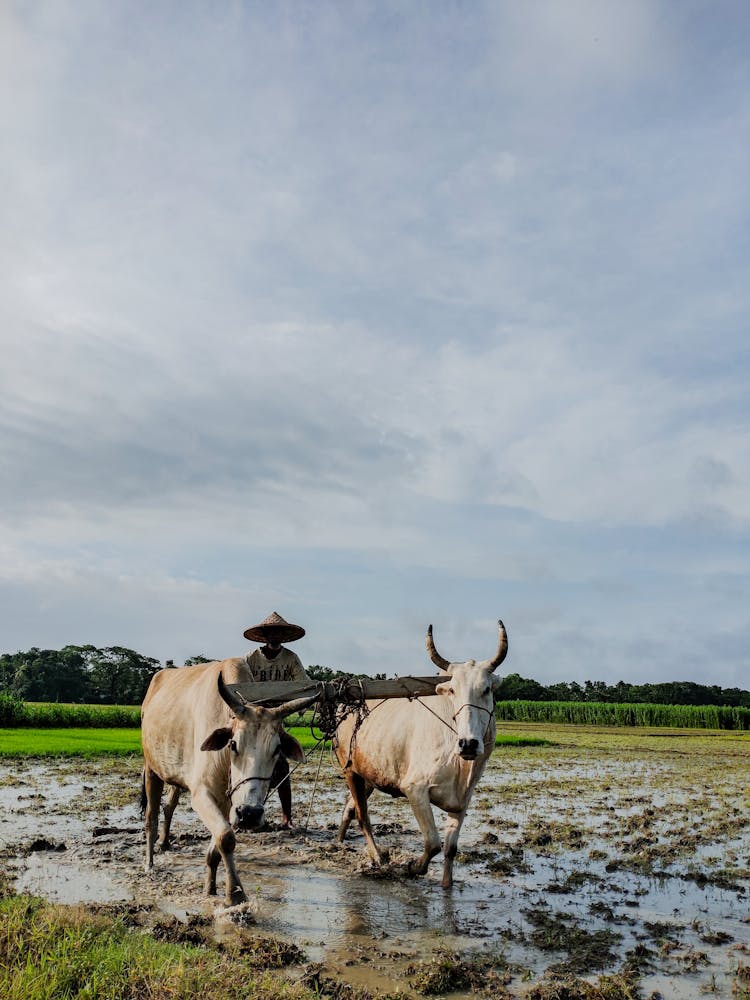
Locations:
2;726;748;998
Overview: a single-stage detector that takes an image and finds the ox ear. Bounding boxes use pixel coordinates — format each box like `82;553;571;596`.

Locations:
490;676;504;696
435;681;453;696
280;730;305;763
200;726;233;752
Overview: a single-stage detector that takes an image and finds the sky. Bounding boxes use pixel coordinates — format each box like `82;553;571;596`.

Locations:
1;1;749;688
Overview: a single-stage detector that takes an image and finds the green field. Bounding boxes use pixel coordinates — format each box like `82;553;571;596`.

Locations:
0;726;549;757
5;691;749;732
0;728;143;757
494;699;750;730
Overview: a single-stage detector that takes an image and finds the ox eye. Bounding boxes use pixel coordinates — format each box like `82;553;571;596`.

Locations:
483;687;491;697
229;740;238;754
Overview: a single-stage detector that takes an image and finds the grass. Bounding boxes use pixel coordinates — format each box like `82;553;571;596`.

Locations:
6;694;749;732
0;891;313;1000
0;728;143;757
0;723;549;758
495;699;750;730
0;696;141;728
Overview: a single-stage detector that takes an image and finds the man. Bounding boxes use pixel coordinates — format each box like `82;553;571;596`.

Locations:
243;611;310;827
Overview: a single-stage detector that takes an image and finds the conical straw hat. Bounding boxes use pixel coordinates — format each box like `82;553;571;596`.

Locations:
243;611;305;644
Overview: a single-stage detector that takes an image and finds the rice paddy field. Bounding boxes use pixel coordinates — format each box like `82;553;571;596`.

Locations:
0;720;747;999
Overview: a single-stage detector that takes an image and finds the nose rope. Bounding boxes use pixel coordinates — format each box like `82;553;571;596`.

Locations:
227;739;327;806
226;773;274;802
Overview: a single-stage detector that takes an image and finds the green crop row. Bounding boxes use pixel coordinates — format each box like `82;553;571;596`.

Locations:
493;699;750;730
0;694;141;728
4;690;748;732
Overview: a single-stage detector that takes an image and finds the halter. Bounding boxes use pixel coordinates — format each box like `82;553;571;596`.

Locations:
452;702;494;722
411;697;495;745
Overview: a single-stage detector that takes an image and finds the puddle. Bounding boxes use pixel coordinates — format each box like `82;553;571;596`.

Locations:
3;729;749;998
16;851;132;904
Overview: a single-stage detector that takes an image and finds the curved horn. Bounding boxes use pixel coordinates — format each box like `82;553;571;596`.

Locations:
217;671;248;716
270;692;321;721
477;620;509;672
425;624;452;674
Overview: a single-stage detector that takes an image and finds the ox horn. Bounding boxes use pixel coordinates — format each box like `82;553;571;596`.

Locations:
426;624;452;674
477;619;509;672
217;671;249;716
270;692;321;721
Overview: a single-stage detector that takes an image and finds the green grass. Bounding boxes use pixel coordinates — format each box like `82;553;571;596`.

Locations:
0;891;312;1000
5;695;748;733
494;699;750;730
288;726;551;751
0;726;548;758
0;728;143;757
0;695;141;728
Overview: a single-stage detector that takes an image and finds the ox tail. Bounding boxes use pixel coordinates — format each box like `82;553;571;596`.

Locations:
139;768;147;816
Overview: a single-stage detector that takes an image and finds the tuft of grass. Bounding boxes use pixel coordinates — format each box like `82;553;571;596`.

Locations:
407;950;514;996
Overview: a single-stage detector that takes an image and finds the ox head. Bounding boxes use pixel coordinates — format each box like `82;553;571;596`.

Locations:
426;619;508;762
200;673;317;831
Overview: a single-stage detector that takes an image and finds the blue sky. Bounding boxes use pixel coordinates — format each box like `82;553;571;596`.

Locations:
1;1;748;686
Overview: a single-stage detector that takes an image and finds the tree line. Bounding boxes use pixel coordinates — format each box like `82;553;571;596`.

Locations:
494;672;750;708
0;646;747;708
0;646;161;705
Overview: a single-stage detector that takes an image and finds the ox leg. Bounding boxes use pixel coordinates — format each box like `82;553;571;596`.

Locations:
191;788;245;906
159;785;181;851
338;794;356;841
204;836;221;896
338;784;374;842
344;772;385;865
441;811;466;889
403;786;441;878
273;756;292;827
144;767;164;872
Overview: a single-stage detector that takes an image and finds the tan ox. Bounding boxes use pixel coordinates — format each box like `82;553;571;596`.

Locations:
141;658;315;906
336;620;508;888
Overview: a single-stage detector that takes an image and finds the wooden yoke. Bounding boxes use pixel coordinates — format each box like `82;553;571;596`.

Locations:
226;675;451;708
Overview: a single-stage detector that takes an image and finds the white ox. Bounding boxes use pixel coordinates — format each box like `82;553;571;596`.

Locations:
335;620;508;888
141;658;315;906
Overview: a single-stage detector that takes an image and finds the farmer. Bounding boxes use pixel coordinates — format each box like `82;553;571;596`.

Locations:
244;611;311;827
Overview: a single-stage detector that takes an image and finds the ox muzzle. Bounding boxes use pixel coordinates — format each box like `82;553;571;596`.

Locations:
232;802;265;831
457;737;481;760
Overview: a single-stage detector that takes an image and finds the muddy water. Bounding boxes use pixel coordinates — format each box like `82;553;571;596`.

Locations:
3;727;749;998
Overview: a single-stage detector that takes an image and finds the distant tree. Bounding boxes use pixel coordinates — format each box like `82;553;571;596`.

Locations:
494;672;549;701
66;645;160;704
306;665;342;681
10;647;88;702
306;665;387;682
2;645;748;708
184;655;215;666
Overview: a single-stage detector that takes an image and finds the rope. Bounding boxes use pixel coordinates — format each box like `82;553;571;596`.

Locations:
302;734;328;834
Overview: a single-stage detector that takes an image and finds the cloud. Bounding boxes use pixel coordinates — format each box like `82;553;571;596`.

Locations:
0;3;748;689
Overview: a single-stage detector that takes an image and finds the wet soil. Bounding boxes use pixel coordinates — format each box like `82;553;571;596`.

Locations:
2;725;748;998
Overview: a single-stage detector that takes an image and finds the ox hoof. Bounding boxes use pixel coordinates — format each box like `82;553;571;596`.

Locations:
227;888;247;906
